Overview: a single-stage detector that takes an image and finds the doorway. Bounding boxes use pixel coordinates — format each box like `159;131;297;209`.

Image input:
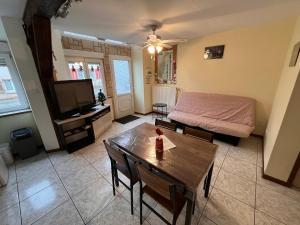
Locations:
110;56;134;119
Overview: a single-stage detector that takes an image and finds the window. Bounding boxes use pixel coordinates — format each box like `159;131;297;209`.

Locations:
0;53;29;114
112;60;131;95
3;79;15;92
65;57;106;96
68;61;85;80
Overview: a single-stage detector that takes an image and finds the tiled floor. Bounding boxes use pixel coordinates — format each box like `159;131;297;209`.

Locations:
1;114;300;225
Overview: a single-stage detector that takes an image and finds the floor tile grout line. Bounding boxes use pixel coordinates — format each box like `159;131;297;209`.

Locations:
16;154;76;203
198;186;215;225
213;186;255;209
198;144;230;224
19;155;76;225
57;150;124;225
14;163;23;225
254;208;288;225
220;166;257;184
29;199;70;225
197;145;229;224
46;154;86;225
200;215;218;225
255;179;300;202
81;188;119;225
17;178;59;203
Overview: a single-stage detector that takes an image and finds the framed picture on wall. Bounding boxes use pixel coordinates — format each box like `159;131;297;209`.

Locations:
204;45;225;60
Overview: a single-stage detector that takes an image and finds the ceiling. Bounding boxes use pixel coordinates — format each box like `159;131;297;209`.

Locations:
52;0;300;43
0;0;26;40
0;0;300;43
0;0;26;18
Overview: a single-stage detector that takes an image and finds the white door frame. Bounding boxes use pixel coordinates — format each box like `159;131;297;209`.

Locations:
109;55;134;118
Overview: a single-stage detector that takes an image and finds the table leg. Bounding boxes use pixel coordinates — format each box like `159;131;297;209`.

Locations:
204;163;214;198
185;198;193;225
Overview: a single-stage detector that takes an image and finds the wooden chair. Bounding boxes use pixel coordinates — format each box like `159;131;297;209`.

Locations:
136;163;186;225
103;140;139;215
183;127;214;143
155;119;177;131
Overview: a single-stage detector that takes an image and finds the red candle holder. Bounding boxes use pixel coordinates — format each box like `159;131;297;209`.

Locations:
155;137;164;152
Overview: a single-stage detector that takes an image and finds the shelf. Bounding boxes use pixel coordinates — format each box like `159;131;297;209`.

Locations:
65;130;88;144
63;125;92;137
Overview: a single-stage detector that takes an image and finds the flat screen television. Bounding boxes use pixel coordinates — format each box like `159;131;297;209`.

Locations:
53;79;96;119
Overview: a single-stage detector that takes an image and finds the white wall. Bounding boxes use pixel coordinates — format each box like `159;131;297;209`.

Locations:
132;46;145;113
264;16;300;181
1;17;59;150
132;46;154;114
51;28;69;80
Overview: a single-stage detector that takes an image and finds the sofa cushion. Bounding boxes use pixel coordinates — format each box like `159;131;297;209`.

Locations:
175;92;256;127
168;111;254;138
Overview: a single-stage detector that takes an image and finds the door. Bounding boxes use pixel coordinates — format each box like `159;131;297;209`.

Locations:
110;56;134;119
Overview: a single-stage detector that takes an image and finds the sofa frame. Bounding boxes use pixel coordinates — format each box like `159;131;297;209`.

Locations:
171;119;240;146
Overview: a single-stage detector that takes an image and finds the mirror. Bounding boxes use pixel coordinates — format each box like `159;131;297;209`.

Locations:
155;46;177;84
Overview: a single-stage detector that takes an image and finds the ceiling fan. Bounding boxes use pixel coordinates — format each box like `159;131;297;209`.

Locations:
142;24;187;54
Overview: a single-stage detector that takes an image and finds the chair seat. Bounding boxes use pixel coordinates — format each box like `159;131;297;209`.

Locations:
116;159;139;184
143;185;186;215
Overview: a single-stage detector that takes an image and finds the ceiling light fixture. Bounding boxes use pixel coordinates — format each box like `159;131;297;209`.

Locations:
147;44;163;55
55;0;82;18
156;45;163;53
147;45;155;54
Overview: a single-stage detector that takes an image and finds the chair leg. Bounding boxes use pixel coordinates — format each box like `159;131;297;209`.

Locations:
192;196;196;215
111;161;115;196
205;164;214;198
172;215;177;225
203;176;207;190
114;168;119;187
139;182;143;225
130;183;134;215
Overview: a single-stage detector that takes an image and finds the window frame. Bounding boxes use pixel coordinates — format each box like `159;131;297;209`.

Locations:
0;53;29;115
65;56;107;96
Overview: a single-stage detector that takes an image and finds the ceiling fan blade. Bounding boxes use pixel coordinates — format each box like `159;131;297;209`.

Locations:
160;43;172;49
142;44;151;48
161;39;187;44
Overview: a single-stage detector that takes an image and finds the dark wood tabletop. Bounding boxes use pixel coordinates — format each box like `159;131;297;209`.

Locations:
109;123;218;193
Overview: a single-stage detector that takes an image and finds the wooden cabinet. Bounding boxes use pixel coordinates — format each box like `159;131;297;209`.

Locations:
54;105;112;153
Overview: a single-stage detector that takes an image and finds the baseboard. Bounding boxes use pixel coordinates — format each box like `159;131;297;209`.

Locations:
45;148;62;153
134;112;152;116
262;171;290;187
287;152;300;185
261;143;292;187
250;133;264;138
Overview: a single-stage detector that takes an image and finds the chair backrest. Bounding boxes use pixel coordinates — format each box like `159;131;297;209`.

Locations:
183;127;214;143
136;163;174;200
155;119;176;131
103;140;128;169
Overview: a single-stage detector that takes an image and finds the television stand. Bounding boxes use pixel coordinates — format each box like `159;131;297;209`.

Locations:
54;104;112;153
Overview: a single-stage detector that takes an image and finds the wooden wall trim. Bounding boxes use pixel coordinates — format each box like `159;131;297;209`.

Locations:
261;140;299;187
23;0;66;25
287;152;300;185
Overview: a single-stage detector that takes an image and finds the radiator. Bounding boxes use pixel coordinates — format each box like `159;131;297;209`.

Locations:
152;86;177;113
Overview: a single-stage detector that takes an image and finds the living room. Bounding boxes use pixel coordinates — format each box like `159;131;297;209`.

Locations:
0;1;300;225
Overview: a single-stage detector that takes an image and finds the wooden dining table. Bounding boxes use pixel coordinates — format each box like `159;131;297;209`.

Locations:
109;123;218;225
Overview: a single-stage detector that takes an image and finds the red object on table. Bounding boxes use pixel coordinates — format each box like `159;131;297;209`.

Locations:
155;137;164;152
155;127;164;153
156;128;163;136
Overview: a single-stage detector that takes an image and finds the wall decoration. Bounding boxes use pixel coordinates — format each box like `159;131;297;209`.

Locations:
204;45;225;60
155;45;177;84
289;41;300;67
